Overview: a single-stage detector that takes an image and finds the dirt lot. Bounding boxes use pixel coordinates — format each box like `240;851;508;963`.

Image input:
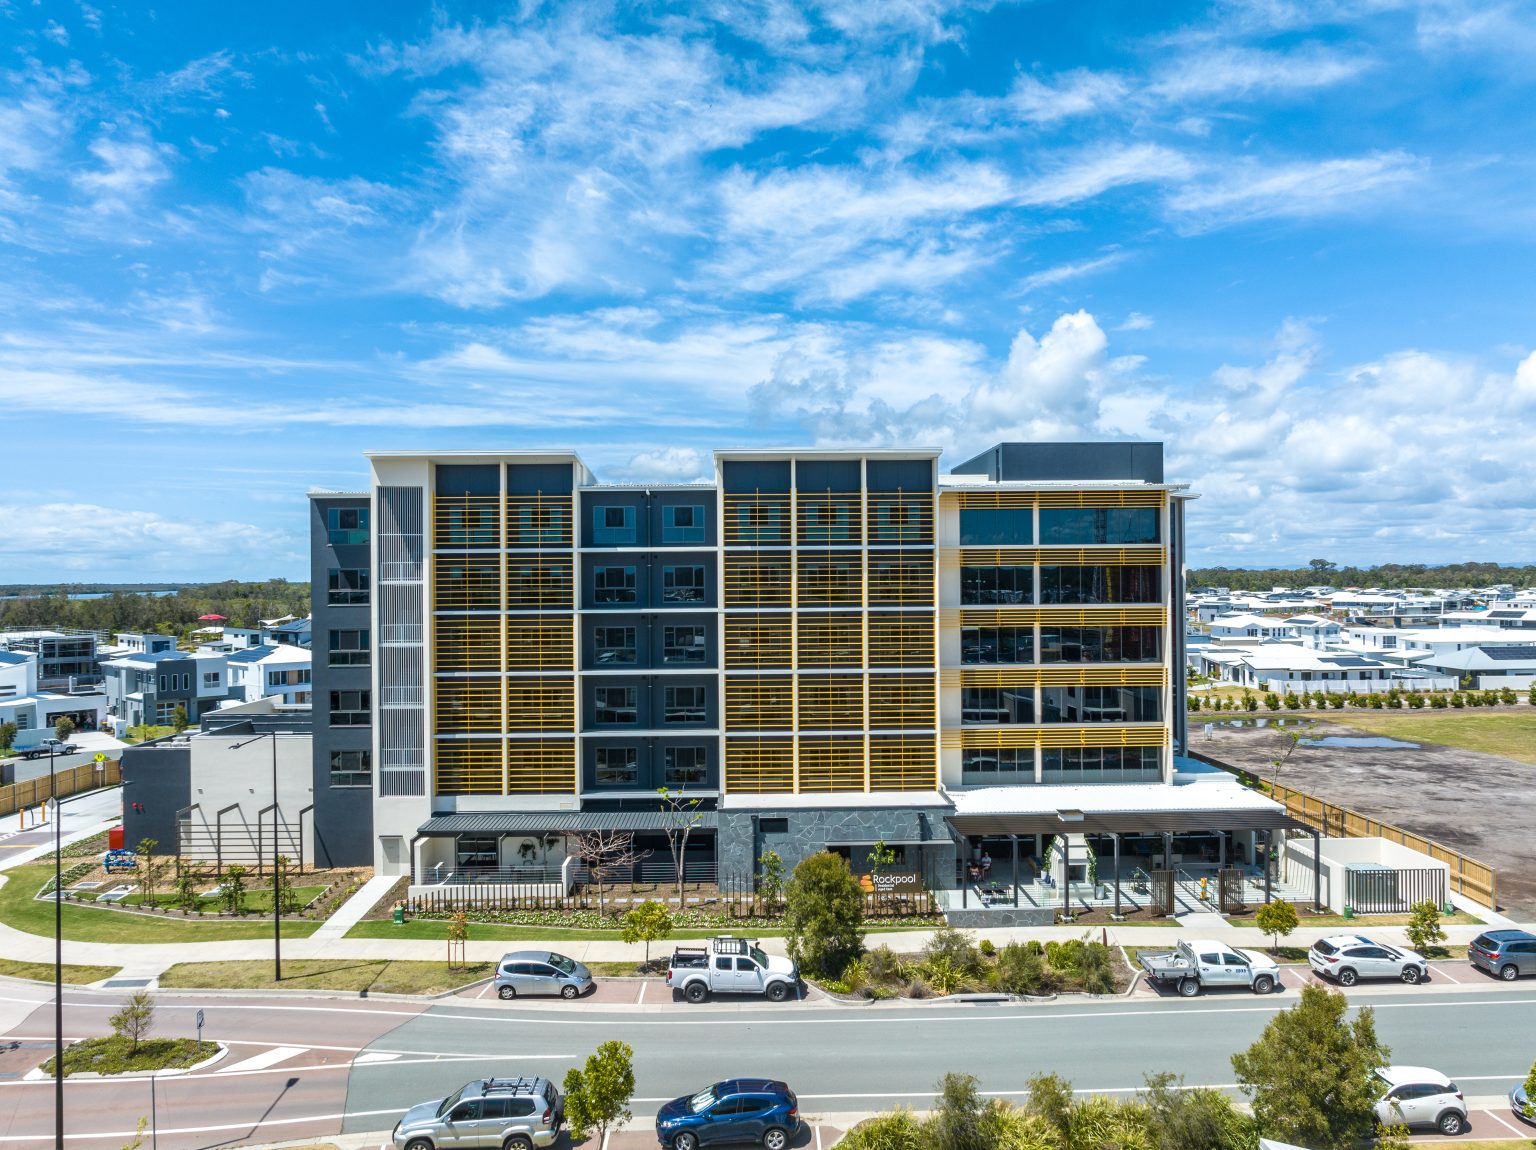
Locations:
1198;719;1536;919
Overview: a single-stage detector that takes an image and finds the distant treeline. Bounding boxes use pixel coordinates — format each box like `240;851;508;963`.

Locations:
0;581;311;635
1190;561;1536;592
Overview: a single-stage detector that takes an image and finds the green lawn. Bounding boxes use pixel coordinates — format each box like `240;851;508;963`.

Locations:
0;958;119;983
0;863;320;943
159;958;494;995
347;919;926;942
1315;710;1536;765
122;725;176;745
115;885;326;913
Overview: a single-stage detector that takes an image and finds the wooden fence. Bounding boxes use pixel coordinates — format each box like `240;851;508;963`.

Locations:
1265;780;1497;910
0;760;120;818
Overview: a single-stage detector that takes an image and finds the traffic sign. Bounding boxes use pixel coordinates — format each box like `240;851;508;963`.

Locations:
94;753;106;763
196;1009;205;1029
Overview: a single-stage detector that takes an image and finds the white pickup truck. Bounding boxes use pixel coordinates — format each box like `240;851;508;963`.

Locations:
666;936;800;1004
1138;939;1281;997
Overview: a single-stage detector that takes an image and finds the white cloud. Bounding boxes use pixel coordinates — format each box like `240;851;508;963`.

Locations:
1019;144;1193;207
1018;252;1127;293
74;129;172;210
1118;312;1155;330
1008;69;1129;123
617;446;711;482
1165;151;1423;226
1150;45;1371;101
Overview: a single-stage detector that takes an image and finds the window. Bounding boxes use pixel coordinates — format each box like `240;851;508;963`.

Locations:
328;629;371;666
960;566;1033;605
594;686;637;724
202;671;220;687
662;625;707;664
961;747;1034;782
593;504;635;545
158;674;168;692
1039;626;1161;663
593;626;637;664
1038;507;1159;545
327;567;370;605
326;506;369;546
664;745;709;786
664;685;707;724
1039;565;1161;604
1041;685;1161;723
961;626;1033;664
662;504;706;543
594;745;639;786
1041;745;1160;783
759;817;788;834
329;749;371;787
662;565;706;603
268;668;311;686
958;507;1032;546
594;566;637;604
961;687;1035;724
329;689;370;726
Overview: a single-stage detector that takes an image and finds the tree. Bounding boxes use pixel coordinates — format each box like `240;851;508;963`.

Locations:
1308;559;1337;576
1140;1071;1255;1150
171;704;189;733
110;989;156;1056
1231;984;1390;1150
757;849;785;912
1525;1056;1536;1105
867;838;896;875
134;838;162;909
1406;900;1447;955
621;900;674;966
928;1072;993;1150
573;829;649;918
657;786;705;908
54;715;76;741
784;851;865;978
0;720;16;753
274;855;300;914
220;864;247;915
1263;692;1280;711
1255;899;1299;953
173;862;199;913
563;1039;635;1143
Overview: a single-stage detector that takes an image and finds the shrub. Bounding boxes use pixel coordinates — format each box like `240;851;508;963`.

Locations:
1077;941;1118;995
922;926;981;976
922;955;965;996
1243;693;1258;712
1430;693;1448;708
1386;692;1403;709
1025;939;1045;956
1482;690;1500;707
1451;692;1465;707
784;852;865;978
1500;687;1517;705
1406;900;1447;954
841;957;870;993
1256;899;1299;951
841;1108;924;1150
994;942;1057;996
903;975;932;999
977;938;996;958
1407;692;1425;708
1264;692;1281;711
1284;692;1301;710
865;944;904;983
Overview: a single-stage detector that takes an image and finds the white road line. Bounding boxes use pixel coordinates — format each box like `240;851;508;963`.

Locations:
1433;964;1462;984
476;980;493;1000
353;1052;402;1064
815;1124;823;1150
0;1106;407;1142
637;981;647;1005
217;1045;306;1074
1480;1109;1528;1136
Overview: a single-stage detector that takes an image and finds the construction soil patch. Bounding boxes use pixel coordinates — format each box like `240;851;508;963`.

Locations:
1200;719;1536;918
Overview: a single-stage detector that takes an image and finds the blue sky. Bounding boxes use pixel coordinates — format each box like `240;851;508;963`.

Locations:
2;0;1535;582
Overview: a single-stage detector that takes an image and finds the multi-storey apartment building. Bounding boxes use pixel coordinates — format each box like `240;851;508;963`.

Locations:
312;441;1295;905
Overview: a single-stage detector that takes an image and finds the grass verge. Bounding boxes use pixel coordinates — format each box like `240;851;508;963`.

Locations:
158;958;494;995
1315;711;1536;765
345;920;920;942
43;1036;206;1077
0;958;119;983
0;863;321;943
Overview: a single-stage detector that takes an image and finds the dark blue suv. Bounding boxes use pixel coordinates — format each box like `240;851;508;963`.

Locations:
655;1079;800;1150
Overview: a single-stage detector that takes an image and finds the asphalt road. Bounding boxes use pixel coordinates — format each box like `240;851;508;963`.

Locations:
2;977;1534;1149
2;748;111;787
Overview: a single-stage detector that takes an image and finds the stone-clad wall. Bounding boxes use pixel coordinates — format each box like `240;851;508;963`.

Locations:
717;806;957;880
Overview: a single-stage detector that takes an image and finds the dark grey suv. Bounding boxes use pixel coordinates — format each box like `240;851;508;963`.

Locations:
393;1076;563;1150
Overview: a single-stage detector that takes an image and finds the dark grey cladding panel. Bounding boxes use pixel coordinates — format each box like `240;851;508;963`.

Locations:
435;464;500;496
794;459;860;492
867;458;934;492
722;460;791;494
507;462;574;495
951;442;1164;484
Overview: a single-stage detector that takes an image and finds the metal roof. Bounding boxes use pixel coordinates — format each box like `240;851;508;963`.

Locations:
418;811;719;836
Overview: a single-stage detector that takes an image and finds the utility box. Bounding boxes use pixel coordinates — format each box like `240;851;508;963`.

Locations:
108;825;124;851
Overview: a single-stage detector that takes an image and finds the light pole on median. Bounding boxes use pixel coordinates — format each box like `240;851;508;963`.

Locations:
227;731;282;981
48;742;63;1150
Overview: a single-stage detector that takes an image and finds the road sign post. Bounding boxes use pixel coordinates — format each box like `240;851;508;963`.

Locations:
196;1009;205;1052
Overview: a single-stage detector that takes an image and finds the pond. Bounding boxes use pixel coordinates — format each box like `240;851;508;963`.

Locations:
1298;736;1421;750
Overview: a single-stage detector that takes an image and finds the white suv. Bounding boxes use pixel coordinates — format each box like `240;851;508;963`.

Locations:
1309;935;1428;986
1374;1066;1467;1135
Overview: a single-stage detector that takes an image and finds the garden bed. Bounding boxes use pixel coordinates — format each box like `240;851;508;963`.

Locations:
158;958;495;995
42;1036;208;1077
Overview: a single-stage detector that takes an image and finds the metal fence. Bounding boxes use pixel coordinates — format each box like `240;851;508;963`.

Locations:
1346;866;1447;915
0;760;120;817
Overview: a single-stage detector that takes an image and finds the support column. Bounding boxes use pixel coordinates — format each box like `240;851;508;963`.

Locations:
1010;834;1019;908
1313;827;1323;912
1264;830;1273;905
1061;837;1071;921
1112;832;1122;920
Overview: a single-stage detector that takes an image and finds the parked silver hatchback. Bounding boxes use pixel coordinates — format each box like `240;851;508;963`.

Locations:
393;1076;563;1150
493;951;594;1000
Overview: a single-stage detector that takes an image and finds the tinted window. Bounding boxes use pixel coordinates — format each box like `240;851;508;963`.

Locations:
1313;939;1338;955
1038;506;1159;545
712;1099;743;1116
451;1102;482;1121
715;957;731;970
735;957;757;971
1199;953;1221;964
480;1099;510;1120
959;507;1032;545
507;1099;536;1118
1221;953;1243;965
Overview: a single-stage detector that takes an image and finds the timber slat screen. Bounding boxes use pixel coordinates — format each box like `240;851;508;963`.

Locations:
0;760;121;816
1267;781;1497;910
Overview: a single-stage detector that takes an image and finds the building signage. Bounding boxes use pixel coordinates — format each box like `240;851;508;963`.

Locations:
865;871;921;893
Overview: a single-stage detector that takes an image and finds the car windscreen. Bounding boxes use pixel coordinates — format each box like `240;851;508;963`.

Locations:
438;1084;468;1116
689;1088;717;1114
546;953;577;975
1312;939;1337;955
750;946;769;968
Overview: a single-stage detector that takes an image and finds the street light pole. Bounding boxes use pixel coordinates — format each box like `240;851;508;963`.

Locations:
227;732;282;981
50;745;63;1150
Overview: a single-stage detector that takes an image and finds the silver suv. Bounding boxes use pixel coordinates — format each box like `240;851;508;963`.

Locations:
1309;935;1428;985
393;1076;563;1150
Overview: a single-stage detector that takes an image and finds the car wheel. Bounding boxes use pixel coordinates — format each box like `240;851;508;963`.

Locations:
1252;975;1275;994
406;1139;434;1150
685;982;709;1004
1401;965;1422;984
1501;963;1520;981
762;1126;789;1150
498;985;516;1000
1437;1111;1466;1135
673;1132;699;1150
561;984;580;1000
766;981;790;1002
1337;968;1358;987
1178;978;1199;998
504;1137;534;1150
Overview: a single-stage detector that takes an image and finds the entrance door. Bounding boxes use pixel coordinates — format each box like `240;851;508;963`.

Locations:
380;836;405;876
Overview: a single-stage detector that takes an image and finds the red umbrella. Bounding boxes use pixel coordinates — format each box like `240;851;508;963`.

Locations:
197;614;227;621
